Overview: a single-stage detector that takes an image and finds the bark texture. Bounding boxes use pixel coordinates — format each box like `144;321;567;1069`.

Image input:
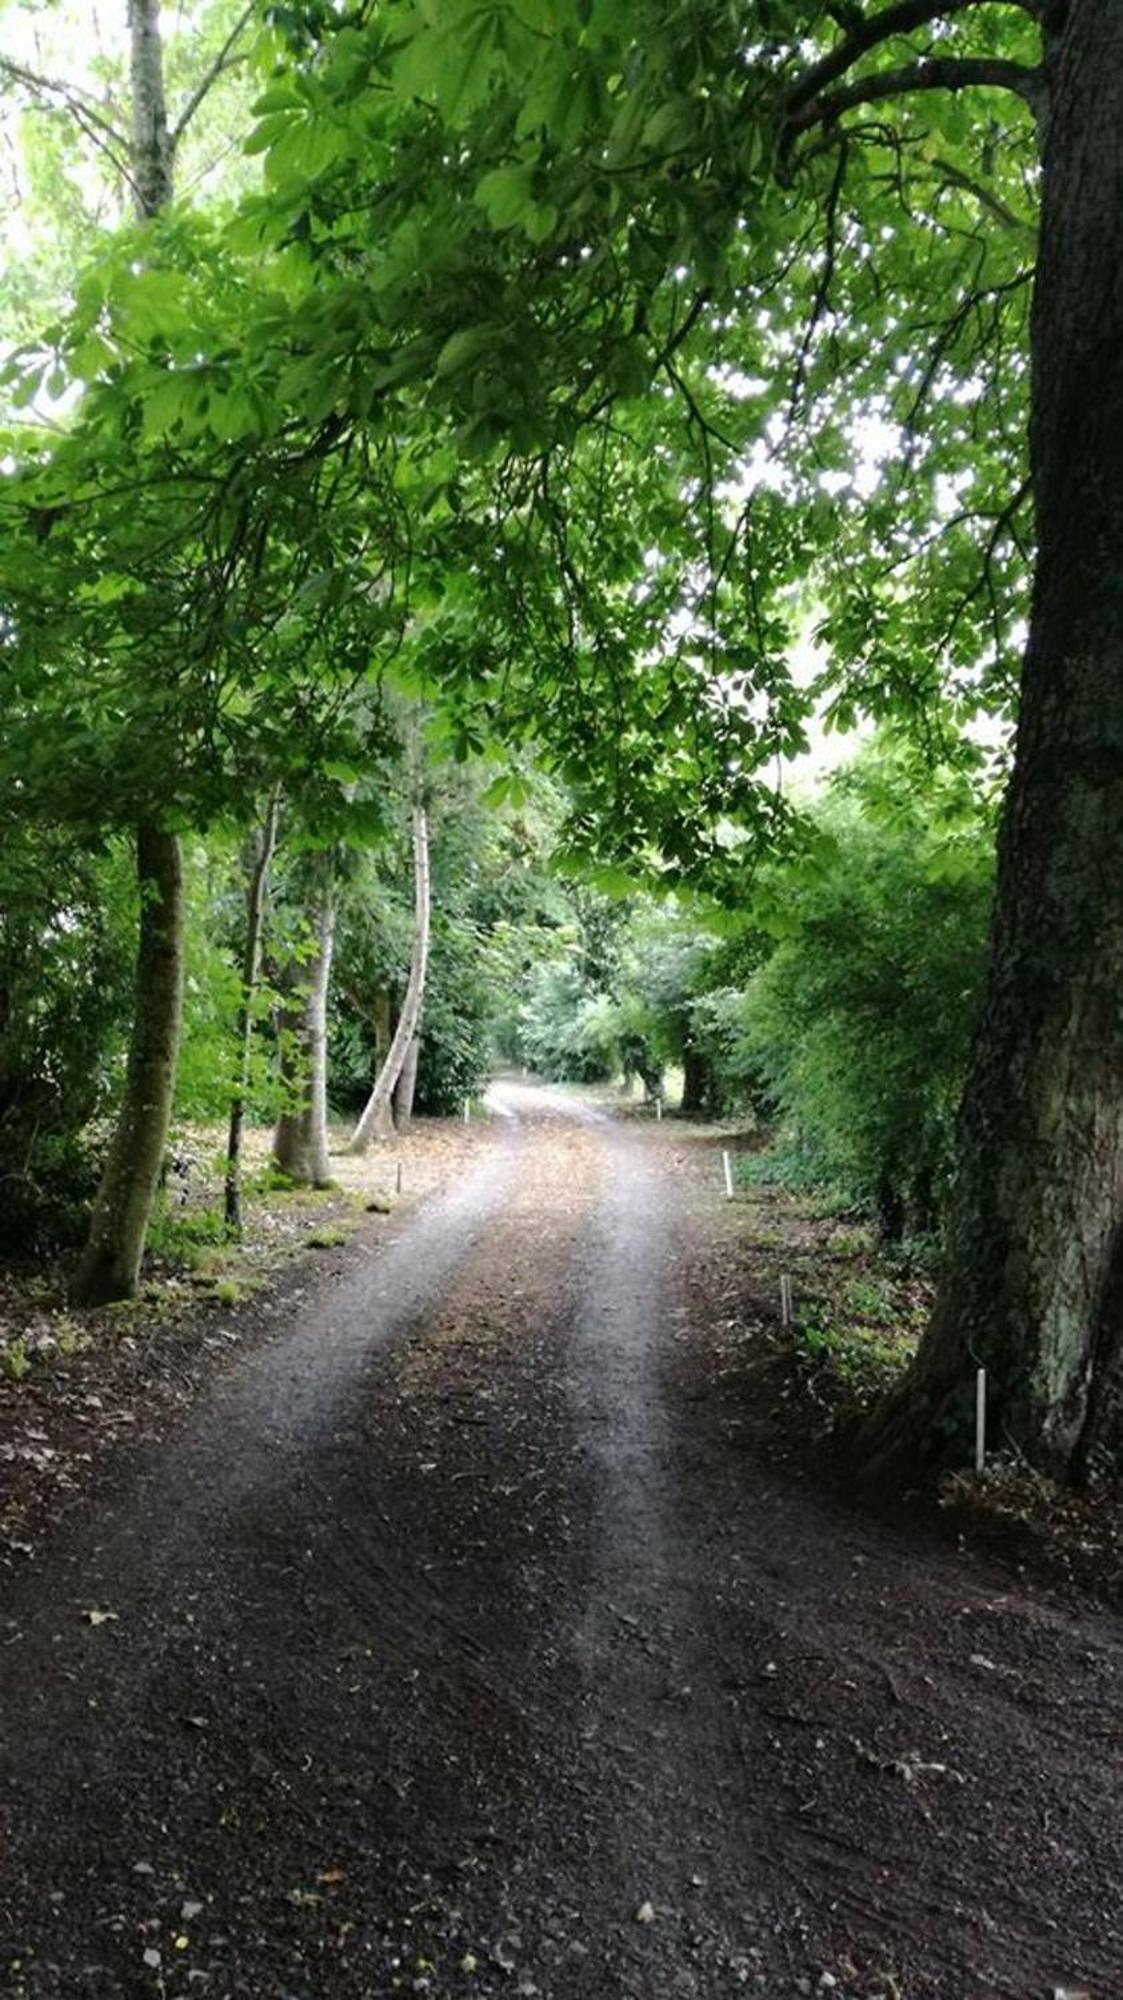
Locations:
224;793;280;1233
393;1035;421;1130
273;884;336;1188
127;0;173;218
351;803;431;1152
73;825;185;1305
863;3;1123;1481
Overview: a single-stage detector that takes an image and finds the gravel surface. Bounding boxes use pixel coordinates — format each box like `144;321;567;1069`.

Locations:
0;1087;1120;1998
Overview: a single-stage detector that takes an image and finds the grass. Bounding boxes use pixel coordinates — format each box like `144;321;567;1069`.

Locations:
0;1337;31;1383
147;1201;230;1269
305;1225;349;1250
212;1277;255;1306
797;1301;913;1391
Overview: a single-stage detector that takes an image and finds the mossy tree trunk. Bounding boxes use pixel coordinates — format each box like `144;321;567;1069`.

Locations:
224;791;280;1234
73;824;185;1305
392;1035;421;1130
863;8;1123;1482
273;880;336;1188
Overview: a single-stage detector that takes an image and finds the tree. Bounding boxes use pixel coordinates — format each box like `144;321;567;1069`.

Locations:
75;0;192;1305
1;3;408;1294
862;2;1123;1482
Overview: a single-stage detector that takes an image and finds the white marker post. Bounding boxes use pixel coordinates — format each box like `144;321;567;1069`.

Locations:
655;1098;663;1122
396;1160;403;1196
780;1274;793;1327
722;1149;734;1200
463;1097;471;1124
975;1367;987;1475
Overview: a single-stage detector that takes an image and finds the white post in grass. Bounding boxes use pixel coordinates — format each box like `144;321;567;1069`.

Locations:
975;1367;987;1475
780;1274;793;1327
722;1150;734;1200
463;1097;470;1124
655;1098;663;1122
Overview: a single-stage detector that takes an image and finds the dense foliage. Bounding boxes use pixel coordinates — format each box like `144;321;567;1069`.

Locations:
739;756;994;1239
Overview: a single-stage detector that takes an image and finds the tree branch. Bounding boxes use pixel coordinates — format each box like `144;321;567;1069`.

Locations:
787;0;1043;118
788;136;849;419
0;52;131;170
789;55;1045;134
925;153;1032;230
171;1;256;144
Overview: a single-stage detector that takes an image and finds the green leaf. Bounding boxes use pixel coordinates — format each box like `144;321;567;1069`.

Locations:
475;164;535;231
436;325;497;377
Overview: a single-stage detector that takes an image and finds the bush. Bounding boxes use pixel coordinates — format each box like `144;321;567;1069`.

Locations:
517;957;618;1081
0;825;134;1250
738;753;994;1239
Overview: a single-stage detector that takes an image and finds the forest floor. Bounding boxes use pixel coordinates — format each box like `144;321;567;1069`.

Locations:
1;1085;1120;1999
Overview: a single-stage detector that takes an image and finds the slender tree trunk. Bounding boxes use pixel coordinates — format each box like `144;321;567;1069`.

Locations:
393;1035;421;1129
73;7;182;1304
373;988;393;1075
127;0;174;216
272;881;336;1187
73;825;185;1304
862;8;1123;1482
363;989;398;1143
351;803;431;1152
680;1045;710;1118
224;792;280;1234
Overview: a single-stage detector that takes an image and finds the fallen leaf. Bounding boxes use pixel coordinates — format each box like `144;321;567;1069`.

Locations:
83;1608;118;1626
635;1900;656;1924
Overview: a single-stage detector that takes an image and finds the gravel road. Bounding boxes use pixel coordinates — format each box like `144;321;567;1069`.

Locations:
1;1087;1120;1999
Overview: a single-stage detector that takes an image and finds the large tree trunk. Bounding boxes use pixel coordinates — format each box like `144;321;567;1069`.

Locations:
73;824;184;1304
224;792;280;1234
273;881;335;1187
862;8;1123;1483
350;803;431;1152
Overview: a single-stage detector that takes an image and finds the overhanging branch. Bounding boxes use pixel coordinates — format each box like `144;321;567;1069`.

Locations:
788;0;979;114
789;54;1045;134
787;0;1044;118
171;1;256;144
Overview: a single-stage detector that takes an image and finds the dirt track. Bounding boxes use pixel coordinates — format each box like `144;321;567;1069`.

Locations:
1;1086;1120;1998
